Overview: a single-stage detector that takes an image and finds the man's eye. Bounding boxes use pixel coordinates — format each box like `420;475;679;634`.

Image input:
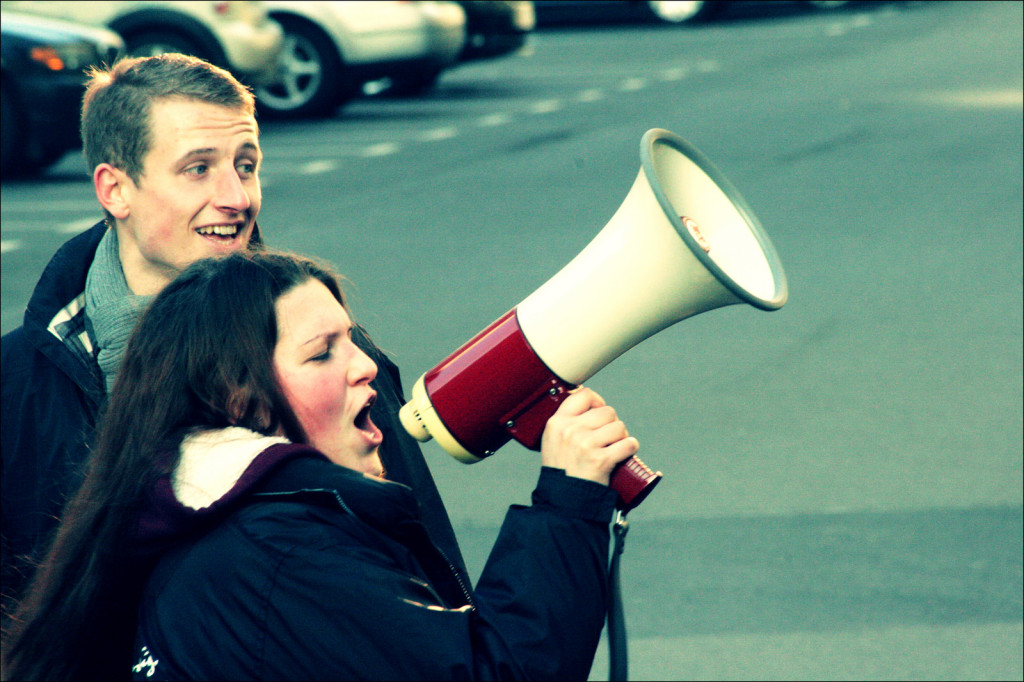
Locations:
185;164;208;176
238;161;257;176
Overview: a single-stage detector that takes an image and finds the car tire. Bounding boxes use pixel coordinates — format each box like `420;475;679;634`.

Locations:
256;15;347;119
123;30;207;60
642;1;719;24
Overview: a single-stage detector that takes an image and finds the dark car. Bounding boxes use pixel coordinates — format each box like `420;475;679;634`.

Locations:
379;1;534;98
534;0;724;25
1;11;124;177
534;1;853;26
456;1;535;62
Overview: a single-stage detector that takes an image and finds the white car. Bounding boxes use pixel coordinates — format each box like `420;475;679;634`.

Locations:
256;1;466;119
0;0;284;86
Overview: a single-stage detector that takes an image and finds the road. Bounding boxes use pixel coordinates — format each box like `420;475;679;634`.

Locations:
2;1;1021;679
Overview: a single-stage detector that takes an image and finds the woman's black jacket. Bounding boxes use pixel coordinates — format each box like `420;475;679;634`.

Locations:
132;441;617;680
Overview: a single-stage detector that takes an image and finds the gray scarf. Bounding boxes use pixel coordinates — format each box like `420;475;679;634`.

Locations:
84;228;155;393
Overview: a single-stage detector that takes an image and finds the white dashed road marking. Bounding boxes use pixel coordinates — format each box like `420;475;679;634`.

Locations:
361;142;401;158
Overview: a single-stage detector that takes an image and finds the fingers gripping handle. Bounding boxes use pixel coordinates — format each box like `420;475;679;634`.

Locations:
503;389;662;512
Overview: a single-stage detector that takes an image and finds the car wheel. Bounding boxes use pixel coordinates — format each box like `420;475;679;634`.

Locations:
123;30;207;60
642;1;719;24
256;16;345;119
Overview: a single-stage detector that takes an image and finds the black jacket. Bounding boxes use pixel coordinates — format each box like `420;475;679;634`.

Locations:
131;437;617;681
1;224;105;608
0;221;469;607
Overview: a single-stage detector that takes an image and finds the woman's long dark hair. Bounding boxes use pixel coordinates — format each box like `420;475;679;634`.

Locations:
1;251;347;680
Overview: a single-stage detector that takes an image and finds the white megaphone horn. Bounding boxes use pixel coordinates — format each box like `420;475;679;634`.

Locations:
400;128;788;511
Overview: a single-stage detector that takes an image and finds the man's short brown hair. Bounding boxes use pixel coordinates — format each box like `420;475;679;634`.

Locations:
81;53;257;184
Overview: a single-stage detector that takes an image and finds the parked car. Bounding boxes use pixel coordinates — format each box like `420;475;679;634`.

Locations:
534;0;853;26
534;0;723;25
0;1;284;86
455;1;535;63
1;11;124;177
255;1;466;118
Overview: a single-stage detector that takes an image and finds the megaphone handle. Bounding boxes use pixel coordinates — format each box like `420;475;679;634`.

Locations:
610;455;662;512
503;388;663;511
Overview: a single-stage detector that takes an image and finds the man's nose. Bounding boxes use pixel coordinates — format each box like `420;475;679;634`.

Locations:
214;167;252;213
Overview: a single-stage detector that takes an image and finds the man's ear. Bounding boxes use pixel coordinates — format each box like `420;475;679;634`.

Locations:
94;163;132;221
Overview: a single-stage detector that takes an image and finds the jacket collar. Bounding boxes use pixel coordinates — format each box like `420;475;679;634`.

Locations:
173;427;290;510
132;427;417;557
25;221;107;334
20;220;266;402
132;426;473;609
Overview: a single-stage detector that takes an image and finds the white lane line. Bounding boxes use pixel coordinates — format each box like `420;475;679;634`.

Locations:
851;14;873;29
60;217;100;233
282;57;731;172
477;112;513;127
659;67;689;81
620;77;648;92
301;159;339;174
1;198;96;213
530;99;563;114
361;142;401;158
911;88;1024;109
420;126;458;142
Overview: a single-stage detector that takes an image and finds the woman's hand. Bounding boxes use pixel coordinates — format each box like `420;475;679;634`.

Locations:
539;387;640;486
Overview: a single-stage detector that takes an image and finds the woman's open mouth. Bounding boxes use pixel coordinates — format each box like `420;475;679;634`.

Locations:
355;394;383;446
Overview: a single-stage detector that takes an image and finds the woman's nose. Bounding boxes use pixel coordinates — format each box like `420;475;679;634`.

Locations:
350;347;378;385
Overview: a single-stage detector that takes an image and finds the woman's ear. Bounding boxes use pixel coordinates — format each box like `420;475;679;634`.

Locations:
94;163;132;221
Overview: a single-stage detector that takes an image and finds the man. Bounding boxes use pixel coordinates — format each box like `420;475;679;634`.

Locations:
1;54;467;609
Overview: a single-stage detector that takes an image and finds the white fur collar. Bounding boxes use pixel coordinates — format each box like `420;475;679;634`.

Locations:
174;427;290;510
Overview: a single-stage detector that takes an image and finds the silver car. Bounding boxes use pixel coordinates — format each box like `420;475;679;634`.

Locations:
257;1;466;119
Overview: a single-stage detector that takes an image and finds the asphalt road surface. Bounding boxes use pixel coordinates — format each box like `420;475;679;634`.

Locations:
2;1;1021;679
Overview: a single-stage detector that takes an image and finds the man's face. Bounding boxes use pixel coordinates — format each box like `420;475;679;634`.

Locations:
113;98;262;295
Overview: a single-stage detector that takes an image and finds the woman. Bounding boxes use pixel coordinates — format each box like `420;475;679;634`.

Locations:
1;251;639;681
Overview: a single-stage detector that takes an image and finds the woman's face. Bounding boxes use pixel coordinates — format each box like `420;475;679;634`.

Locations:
273;279;384;476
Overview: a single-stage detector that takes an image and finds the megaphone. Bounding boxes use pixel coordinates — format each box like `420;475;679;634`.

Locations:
399;128;788;511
